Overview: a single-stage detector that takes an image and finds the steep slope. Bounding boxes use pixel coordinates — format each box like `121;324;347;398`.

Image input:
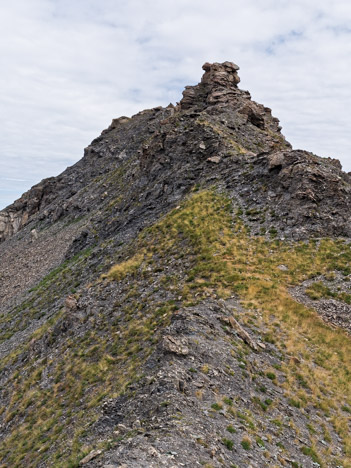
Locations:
0;62;351;468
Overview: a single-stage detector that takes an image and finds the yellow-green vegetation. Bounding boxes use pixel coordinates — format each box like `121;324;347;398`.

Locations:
0;301;176;466
1;189;351;466
104;252;145;281
306;280;351;304
139;190;351;466
241;436;252;450
0;263;176;465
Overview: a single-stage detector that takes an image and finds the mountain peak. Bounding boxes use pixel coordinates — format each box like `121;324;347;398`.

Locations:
201;60;240;85
180;61;241;110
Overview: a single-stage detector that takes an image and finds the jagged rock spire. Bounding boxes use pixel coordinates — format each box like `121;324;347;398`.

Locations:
201;61;240;86
180;61;241;110
179;61;282;136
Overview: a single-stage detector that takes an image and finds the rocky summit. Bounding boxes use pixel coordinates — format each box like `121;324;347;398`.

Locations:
0;62;351;468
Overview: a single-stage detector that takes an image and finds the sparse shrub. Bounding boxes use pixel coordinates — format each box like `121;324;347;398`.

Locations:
252;396;268;411
256;437;265;448
305;281;334;300
301;446;320;464
223;397;233;406
272;418;282;427
266;372;276;381
222;438;234;450
226;425;236;434
241;437;251;450
211;403;223;411
264;334;276;344
288;398;301;408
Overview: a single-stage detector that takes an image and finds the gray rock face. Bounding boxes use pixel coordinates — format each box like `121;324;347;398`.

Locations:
181;61;240;109
0;210;26;242
1;61;350;247
0;178;55;241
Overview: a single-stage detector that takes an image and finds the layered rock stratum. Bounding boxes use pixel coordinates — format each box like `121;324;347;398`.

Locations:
0;62;351;468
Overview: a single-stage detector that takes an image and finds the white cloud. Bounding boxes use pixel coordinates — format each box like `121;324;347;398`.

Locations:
0;0;350;209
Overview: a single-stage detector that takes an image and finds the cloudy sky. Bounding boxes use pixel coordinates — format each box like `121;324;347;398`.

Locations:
0;0;350;209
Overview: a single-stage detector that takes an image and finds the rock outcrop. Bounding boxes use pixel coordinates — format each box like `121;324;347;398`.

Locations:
0;178;56;242
181;61;240;109
180;61;281;134
0;210;24;242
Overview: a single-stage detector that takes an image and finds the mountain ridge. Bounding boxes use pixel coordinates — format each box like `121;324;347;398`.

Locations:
0;62;351;468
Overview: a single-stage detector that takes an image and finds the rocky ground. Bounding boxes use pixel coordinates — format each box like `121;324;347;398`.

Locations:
290;272;351;334
0;218;87;309
84;299;343;468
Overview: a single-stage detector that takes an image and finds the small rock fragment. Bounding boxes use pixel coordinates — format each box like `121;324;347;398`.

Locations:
218;300;259;351
64;295;78;311
147;446;159;457
30;228;38;242
79;449;102;465
207;156;221;164
162;335;189;355
178;380;186;392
